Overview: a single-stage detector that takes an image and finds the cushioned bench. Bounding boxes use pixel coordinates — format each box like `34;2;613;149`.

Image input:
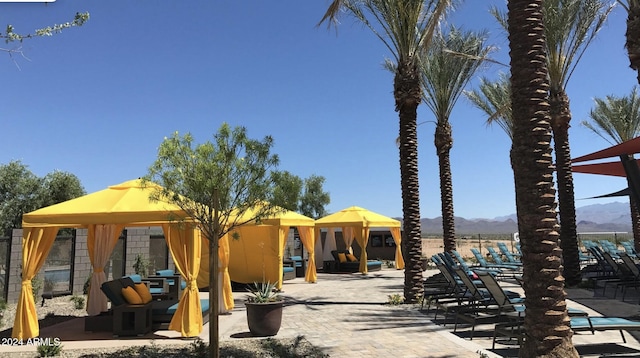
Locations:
86;276;210;334
283;266;295;280
330;250;383;273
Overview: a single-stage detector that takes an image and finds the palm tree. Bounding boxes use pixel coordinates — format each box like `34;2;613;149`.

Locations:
583;87;640;251
617;1;640;83
319;0;452;303
419;26;492;252
465;73;513;138
495;0;613;287
507;0;578;356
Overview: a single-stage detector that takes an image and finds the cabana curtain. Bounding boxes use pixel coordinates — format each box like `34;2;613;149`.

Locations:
86;224;124;315
390;227;404;269
163;223;202;337
296;226;316;283
12;227;59;339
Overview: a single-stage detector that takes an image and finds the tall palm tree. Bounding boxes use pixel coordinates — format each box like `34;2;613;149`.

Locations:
495;0;613;287
319;0;452;303
419;26;492;252
617;1;640;83
583;87;640;251
507;0;578;356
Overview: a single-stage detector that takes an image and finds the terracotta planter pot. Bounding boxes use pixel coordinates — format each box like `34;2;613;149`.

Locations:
245;300;284;337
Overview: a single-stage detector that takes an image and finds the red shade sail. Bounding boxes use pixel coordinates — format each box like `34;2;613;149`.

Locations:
572;136;640;163
572;160;640;177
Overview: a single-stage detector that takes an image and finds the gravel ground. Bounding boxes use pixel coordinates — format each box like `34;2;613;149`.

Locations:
0;295;327;357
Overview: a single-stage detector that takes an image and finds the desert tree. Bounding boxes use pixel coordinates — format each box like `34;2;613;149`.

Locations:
146;123;281;358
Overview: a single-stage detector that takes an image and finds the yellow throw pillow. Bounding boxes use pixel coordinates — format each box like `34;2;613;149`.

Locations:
121;286;143;305
346;253;358;262
134;283;152;304
338;253;347;263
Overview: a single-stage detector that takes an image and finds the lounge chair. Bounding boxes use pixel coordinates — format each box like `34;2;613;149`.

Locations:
621;241;638;259
486;247;522;269
450;250;502;277
497;242;521;264
470;248;521;273
330;250;382;272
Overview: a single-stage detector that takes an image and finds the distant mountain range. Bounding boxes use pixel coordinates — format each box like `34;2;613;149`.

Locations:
421;201;633;235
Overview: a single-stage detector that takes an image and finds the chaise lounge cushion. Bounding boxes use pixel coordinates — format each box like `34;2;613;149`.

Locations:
101;277;135;307
122;286;144;305
134;283;153;304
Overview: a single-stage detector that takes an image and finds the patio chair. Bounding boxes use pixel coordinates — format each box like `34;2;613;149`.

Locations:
621;241;638;259
497;242;521;264
487;247;522;269
450;250;502;277
470;248;521;272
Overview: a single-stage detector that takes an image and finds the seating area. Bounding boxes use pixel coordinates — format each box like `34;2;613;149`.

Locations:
422;245;640;353
84;275;209;337
330;250;382;273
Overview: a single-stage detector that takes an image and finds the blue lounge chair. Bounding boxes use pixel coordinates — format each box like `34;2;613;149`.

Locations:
487;247;522;269
497;242;521;264
470;248;520;272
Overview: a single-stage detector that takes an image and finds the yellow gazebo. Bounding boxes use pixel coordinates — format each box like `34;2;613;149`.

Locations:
14;179;232;339
315;206;404;273
227;206;316;289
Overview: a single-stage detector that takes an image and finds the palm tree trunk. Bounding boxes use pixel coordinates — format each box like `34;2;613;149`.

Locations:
625;3;640;84
630;193;640;253
550;90;581;287
435;121;456;252
396;58;423;304
508;1;578;356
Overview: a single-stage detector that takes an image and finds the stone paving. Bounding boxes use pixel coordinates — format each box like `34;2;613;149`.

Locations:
3;267;640;357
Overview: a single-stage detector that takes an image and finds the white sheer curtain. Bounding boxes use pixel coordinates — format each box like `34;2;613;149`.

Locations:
322;228;337;261
87;224;123;316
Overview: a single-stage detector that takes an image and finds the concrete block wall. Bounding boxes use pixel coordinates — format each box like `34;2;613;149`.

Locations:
7;229;23;303
5;227;168;304
72;229;90;295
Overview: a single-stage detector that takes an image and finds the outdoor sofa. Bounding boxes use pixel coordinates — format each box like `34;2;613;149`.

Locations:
84;275;209;336
330;250;382;273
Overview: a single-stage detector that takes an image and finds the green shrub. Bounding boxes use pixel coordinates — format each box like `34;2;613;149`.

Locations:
70;295;85;310
133;254;150;278
36;340;62;357
31;277;43;303
387;293;404;305
83;274;91;295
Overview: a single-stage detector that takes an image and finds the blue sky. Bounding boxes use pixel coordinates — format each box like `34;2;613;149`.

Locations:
1;0;635;220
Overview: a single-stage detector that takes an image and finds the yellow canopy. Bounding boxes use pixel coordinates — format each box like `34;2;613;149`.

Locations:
227;205;317;289
22;179;189;227
13;179;229;340
315;206;404;272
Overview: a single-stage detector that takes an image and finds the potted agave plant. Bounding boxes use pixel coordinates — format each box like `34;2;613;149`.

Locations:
245;281;284;337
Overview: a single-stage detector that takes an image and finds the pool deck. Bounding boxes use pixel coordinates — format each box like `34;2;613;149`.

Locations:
2;268;640;357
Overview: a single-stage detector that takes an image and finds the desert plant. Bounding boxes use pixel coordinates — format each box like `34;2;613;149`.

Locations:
83;274;91;295
70;295;85;310
36;340;62;357
190;338;208;358
31;276;43;303
133;253;150;278
387;294;405;305
246;282;282;303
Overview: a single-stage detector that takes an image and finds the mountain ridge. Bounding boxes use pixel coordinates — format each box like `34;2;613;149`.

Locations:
420;201;632;235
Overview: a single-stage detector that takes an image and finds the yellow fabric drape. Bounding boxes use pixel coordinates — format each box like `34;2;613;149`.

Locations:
218;233;234;312
354;227;370;273
195;232;234;313
341;226;354;253
86;224;124;315
313;228;323;270
162;224;202;337
390;227;404;269
276;226;289;290
296;226;316;283
12;227;59;339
